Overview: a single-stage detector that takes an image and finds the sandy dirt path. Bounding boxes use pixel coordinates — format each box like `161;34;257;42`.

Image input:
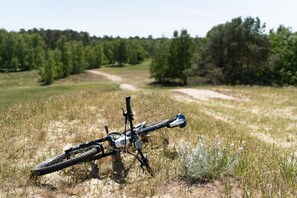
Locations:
87;70;122;82
87;70;139;91
88;70;238;99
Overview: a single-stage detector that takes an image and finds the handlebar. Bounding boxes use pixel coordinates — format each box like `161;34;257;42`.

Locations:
169;113;186;128
139;113;186;136
123;96;186;139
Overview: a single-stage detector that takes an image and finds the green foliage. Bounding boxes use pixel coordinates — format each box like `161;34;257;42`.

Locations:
196;17;270;85
114;39;128;66
85;43;105;69
56;36;73;77
168;29;194;85
103;41;115;64
150;29;194;85
127;41;146;65
1;23;297;86
71;41;86;74
150;38;170;82
269;26;297;86
0;30;46;72
178;137;244;182
41;51;55;85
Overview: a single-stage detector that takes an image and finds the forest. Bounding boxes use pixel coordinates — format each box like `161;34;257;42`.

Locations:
0;16;296;86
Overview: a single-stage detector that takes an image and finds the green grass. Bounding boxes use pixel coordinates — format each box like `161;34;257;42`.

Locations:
97;60;153;88
0;83;118;108
0;70;119;108
0;70;40;88
0;64;297;197
101;59;151;73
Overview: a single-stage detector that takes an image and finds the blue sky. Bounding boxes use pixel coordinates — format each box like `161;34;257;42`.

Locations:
0;0;296;38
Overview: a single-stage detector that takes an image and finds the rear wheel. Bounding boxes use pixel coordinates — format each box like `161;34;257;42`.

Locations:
32;146;101;176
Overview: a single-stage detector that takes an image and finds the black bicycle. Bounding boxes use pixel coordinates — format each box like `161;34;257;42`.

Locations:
32;96;186;176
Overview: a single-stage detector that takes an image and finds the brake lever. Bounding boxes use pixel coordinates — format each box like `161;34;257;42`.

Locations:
121;107;126;117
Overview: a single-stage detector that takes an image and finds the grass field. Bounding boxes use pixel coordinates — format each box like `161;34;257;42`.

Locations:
0;62;296;197
0;71;119;108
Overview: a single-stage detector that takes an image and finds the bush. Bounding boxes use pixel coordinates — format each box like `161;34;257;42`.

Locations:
178;137;244;182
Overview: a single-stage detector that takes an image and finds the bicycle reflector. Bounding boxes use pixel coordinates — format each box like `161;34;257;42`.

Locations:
169;113;186;128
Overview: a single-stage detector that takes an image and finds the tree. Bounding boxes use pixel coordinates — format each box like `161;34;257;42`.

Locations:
16;34;30;71
103;41;114;64
150;37;170;82
127;41;146;65
1;32;19;71
114;39;127;66
41;51;55;85
86;43;105;68
189;36;225;84
71;41;86;74
269;26;297;85
28;33;46;70
201;17;270;85
53;49;63;78
56;36;72;77
168;29;194;85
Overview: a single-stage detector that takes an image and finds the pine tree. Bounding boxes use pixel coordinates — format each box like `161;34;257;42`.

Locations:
168;29;194;85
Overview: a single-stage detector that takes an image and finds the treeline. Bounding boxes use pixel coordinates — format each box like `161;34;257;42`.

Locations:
0;29;152;84
1;16;297;86
151;17;297;86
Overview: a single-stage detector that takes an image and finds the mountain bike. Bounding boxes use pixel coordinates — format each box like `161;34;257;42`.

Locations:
32;96;186;176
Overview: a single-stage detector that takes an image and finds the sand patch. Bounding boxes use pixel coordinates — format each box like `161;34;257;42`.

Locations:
174;89;237;101
119;83;138;91
251;132;297;148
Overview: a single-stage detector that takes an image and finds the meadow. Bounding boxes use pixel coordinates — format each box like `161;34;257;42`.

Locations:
0;62;296;197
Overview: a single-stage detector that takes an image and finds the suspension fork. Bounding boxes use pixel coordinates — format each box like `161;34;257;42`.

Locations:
125;96;153;176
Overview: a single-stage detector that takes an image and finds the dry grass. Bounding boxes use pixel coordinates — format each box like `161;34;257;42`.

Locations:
1;67;296;197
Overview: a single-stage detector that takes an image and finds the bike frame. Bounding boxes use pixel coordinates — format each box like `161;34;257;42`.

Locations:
32;96;186;176
64;113;185;161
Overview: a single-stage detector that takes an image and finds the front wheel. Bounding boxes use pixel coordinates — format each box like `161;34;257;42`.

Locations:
32;146;101;176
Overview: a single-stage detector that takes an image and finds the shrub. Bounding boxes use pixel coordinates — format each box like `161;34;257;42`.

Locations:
178;137;244;182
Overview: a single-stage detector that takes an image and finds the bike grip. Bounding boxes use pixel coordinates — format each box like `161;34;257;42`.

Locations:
126;96;132;113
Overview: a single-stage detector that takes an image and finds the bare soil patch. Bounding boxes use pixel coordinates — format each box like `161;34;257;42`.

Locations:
173;88;237;101
119;83;138;91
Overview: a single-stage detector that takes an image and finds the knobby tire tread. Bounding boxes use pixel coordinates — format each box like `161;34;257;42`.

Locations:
32;147;99;176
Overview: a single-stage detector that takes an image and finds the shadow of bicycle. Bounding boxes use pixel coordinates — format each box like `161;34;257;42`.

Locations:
110;152;137;184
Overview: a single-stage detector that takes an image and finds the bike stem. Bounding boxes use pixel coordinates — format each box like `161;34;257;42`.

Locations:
125;96;136;141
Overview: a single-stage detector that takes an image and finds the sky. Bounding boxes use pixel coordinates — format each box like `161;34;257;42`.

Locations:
0;0;297;38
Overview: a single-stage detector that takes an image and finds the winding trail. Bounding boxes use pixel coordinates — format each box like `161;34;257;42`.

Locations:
87;70;138;91
88;69;239;99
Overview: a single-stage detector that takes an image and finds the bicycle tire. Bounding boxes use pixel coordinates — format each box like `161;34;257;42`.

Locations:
32;146;100;176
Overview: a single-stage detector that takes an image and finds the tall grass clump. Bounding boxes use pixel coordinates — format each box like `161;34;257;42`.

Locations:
178;137;244;182
277;152;297;185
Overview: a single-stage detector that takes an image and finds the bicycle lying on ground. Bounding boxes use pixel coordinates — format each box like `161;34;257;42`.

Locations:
32;96;186;176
